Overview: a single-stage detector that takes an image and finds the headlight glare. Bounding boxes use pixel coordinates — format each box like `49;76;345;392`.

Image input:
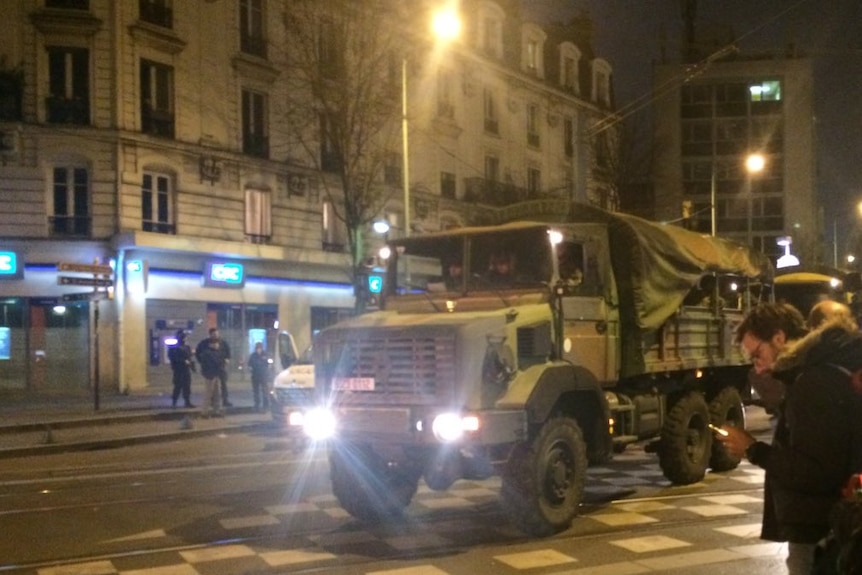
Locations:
302;407;337;440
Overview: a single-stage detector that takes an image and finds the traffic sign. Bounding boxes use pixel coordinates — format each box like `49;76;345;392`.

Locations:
58;276;114;287
62;292;103;302
57;262;113;275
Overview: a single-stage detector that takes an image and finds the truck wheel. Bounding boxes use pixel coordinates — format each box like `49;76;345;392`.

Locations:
501;417;587;537
329;443;420;522
658;392;712;485
708;387;745;472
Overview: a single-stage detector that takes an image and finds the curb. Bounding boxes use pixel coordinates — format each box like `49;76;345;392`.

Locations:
0;420;273;460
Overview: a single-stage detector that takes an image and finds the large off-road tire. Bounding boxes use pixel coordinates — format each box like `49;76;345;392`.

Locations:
658;392;712;485
329;443;420;523
708;386;745;472
501;417;588;537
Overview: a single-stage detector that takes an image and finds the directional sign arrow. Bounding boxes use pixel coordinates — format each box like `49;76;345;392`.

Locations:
57;262;114;275
58;276;114;287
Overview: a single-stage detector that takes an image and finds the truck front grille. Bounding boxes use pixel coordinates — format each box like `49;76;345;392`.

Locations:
318;328;457;404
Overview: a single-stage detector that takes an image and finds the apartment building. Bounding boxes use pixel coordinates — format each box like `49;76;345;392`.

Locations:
0;0;616;394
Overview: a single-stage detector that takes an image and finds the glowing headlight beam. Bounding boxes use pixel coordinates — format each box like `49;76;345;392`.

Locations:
302;408;337;441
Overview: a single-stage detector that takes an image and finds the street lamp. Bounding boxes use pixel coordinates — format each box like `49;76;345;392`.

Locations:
745;153;765;247
401;6;461;238
709;153;765;238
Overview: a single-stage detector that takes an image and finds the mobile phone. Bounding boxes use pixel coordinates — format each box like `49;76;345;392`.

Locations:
708;423;729;437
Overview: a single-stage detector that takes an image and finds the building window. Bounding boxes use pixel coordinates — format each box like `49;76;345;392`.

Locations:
239;0;266;58
384;155;402;186
142;172;174;234
50;167;90;237
484;155;499;183
319;114;339;173
245;188;271;244
483;88;498;134
140;59;174;138
563;117;574;158
591;58;612;107
46;47;89;125
527;167;541;196
139;0;172;28
482;17;501;58
559;42;581;93
749;80;781;102
318;20;344;80
46;0;89;9
437;69;454;118
526;104;540;148
440;171;456;199
242;89;268;158
322;200;346;252
521;25;546;78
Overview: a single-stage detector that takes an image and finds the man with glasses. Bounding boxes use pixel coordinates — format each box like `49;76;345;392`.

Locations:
718;302;862;574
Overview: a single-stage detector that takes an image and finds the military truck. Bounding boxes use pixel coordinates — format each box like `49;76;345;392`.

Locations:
293;203;773;536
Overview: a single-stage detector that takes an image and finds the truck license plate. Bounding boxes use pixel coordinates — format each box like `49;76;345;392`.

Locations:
333;377;375;391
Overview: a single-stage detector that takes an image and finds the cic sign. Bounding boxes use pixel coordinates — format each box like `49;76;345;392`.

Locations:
202;261;245;288
0;251;23;280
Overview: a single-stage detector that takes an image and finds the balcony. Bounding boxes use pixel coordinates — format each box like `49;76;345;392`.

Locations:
142;220;176;234
141;107;175;138
240;34;267;59
46;96;90;125
243;133;269;159
463;177;536;207
139;2;172;28
49;215;91;237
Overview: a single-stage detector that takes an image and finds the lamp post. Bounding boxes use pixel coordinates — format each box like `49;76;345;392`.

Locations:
401;6;460;238
710;167;716;236
745;153;765;247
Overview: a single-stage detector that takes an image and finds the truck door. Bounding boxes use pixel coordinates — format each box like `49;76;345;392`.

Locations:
556;237;619;384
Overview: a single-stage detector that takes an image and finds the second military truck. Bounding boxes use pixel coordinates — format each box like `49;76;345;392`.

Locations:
290;202;773;536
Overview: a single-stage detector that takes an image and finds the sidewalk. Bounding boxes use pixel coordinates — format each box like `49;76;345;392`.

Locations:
0;383;274;459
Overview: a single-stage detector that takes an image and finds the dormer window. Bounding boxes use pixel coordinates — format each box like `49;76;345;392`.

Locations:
559;42;581;93
591;58;612;107
477;1;504;60
521;23;546;78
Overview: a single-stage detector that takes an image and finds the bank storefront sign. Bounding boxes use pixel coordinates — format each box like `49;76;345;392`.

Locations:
0;251;23;280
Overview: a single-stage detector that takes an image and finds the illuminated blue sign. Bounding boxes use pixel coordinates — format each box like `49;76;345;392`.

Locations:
203;261;245;288
0;251;23;280
0;327;9;360
367;274;383;294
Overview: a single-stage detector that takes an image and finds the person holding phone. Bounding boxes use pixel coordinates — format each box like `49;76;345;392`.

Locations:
716;302;862;574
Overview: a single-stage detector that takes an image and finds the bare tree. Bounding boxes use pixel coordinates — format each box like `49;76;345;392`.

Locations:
281;0;407;278
587;109;658;219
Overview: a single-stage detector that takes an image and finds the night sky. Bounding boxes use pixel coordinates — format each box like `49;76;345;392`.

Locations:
523;0;862;254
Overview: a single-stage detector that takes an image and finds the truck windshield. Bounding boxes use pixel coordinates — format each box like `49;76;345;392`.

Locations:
390;226;552;294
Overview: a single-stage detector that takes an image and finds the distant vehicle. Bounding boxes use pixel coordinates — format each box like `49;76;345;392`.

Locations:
269;332;314;428
774;267;862;318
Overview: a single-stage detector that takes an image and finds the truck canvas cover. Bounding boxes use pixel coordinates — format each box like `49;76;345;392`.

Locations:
566;203;774;330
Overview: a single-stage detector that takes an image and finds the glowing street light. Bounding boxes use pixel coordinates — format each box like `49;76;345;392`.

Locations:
402;6;461;238
745;153;766;247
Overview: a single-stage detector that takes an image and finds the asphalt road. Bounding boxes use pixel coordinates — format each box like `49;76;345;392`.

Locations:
0;417;785;575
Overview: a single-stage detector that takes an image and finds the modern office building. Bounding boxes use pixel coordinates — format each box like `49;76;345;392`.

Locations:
652;51;818;265
0;0;616;394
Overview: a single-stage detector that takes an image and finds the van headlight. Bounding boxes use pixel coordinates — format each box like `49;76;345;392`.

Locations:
301;408;337;441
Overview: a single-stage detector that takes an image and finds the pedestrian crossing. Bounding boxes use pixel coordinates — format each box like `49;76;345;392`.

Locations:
33;453;770;575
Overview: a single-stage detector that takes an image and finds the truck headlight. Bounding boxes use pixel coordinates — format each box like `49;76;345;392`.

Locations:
302;408;337;441
431;412;480;442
